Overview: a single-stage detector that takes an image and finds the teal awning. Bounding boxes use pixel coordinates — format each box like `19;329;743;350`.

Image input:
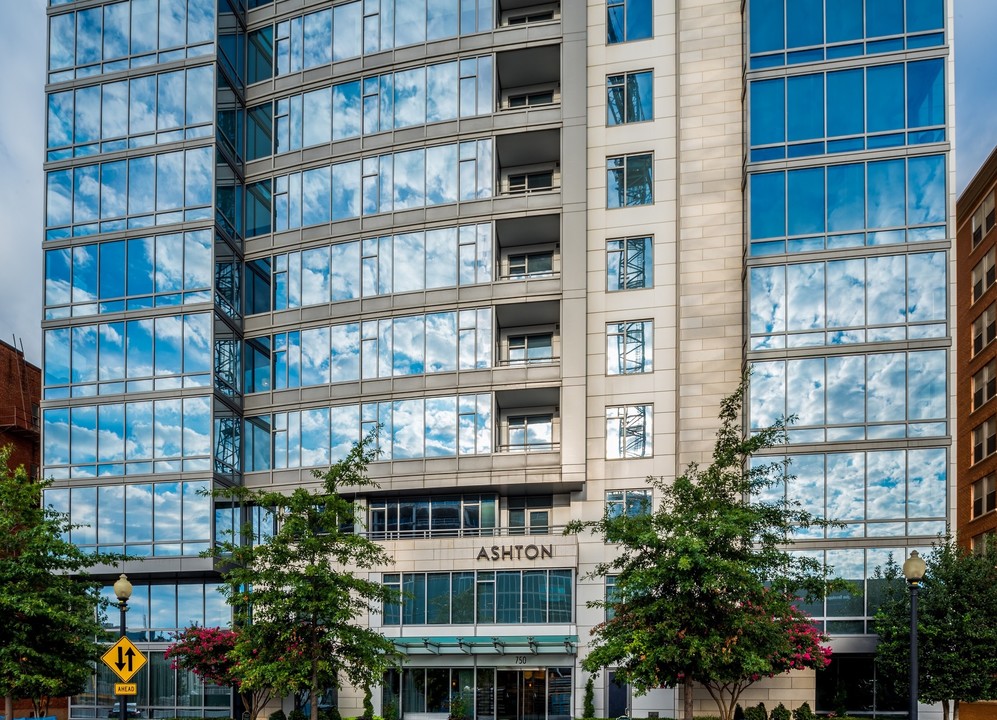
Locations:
391;635;577;656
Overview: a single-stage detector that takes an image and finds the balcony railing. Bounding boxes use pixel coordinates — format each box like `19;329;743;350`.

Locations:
364;524;567;540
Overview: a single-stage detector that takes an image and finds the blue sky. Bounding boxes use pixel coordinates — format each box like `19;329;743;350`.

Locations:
0;2;994;365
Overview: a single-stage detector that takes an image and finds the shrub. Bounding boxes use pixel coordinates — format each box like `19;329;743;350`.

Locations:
744;703;767;720
791;702;815;720
289;710;307;720
362;688;375;720
582;678;595;719
449;694;469;720
733;705;745;720
770;704;790;720
270;711;288;720
383;700;399;720
319;707;342;720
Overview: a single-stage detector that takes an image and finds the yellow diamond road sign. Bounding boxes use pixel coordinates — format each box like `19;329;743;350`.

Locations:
101;637;147;683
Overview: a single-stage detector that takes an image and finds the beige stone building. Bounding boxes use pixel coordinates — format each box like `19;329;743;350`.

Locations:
41;0;954;717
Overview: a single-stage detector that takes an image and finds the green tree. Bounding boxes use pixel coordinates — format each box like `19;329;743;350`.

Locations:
582;676;595;719
873;539;997;720
211;435;398;720
568;378;837;720
0;445;122;720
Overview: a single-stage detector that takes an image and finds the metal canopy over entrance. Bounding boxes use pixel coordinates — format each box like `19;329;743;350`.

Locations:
391;635;577;656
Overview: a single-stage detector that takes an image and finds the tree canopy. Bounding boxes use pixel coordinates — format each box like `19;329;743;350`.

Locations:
568;378;837;720
0;445;121;720
209;435;397;720
873;539;997;720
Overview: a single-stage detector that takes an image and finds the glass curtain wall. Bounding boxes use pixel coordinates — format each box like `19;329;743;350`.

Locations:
44;0;239;717
744;0;949;715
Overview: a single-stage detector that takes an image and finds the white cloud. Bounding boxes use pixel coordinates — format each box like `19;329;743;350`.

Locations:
956;0;997;193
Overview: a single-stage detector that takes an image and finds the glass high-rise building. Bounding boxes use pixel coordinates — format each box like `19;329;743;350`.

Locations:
40;0;954;717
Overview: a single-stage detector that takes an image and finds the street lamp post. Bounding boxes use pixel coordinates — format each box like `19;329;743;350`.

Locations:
902;551;926;720
113;574;133;720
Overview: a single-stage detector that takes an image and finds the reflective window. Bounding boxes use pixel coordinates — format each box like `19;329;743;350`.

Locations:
254;56;491;159
749;59;945;161
973;360;997;411
605;575;618;621
248;308;491;391
507;251;553;278
48;0;217;82
606;489;651;518
250;393;491;471
748;251;946;350
46;148;214;239
47;66;214;161
507;415;554;451
748;155;946;255
607;153;653;208
44;480;211;556
255;140;492;236
70;593;230;716
607;0;653;44
973;304;997;356
250;0;492;82
43;396;212;479
44;230;211;321
971;190;996;247
749;0;944;69
606;404;652;458
607;71;653;125
44;312;211;399
260;224;491;311
507;170;554;194
368;495;497;538
508;334;553;364
508;496;552;535
749;350;947;442
607;320;652;374
972;247;996;302
973;418;997;465
607;236;653;291
972;475;997;519
759;448;947;541
383;569;572;625
383;667;571;719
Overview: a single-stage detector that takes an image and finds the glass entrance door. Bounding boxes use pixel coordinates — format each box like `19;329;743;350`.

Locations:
495;670;547;720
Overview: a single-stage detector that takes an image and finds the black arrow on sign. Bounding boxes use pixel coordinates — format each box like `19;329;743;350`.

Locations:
115;646;135;673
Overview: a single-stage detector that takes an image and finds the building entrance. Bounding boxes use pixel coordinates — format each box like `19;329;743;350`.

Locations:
384;666;571;720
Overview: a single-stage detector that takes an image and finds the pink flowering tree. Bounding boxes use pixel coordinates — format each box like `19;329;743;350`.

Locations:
166;625;291;720
686;592;832;720
568;377;841;720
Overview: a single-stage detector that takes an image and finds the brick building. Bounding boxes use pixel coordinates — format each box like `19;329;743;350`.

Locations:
0;338;40;477
957;146;997;551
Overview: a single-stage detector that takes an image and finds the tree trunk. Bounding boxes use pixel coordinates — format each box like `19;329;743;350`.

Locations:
311;660;320;720
6;694;14;720
953;699;960;720
310;612;321;720
941;699;949;720
683;677;694;720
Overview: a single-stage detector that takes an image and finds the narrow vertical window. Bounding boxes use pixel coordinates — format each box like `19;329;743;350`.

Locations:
607;71;653;125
